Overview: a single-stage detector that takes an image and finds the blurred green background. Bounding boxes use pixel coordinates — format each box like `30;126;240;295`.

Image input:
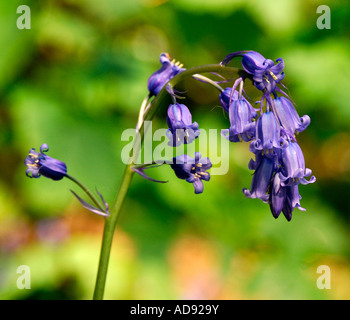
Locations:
1;0;349;300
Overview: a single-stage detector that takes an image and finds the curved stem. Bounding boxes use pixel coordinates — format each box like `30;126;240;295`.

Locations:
136;94;151;132
92;63;243;300
144;64;244;124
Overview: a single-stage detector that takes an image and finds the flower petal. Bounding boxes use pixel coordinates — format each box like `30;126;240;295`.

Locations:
193;179;204;194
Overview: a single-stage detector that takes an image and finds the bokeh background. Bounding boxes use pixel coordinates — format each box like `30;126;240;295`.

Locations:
0;0;349;300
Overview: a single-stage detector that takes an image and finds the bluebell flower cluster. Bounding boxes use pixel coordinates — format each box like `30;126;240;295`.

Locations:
26;51;314;221
221;51;316;221
137;50;316;218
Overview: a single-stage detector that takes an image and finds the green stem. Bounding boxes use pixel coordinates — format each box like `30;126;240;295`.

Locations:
93;165;134;300
92;63;242;300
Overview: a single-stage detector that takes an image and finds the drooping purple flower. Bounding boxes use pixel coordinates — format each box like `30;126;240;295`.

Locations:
273;96;311;136
221;99;256;143
219;87;258;116
279;141;316;186
266;143;314;221
220;87;257;142
219;87;239;113
286;184;305;211
170;152;212;194
166;103;200;147
25;144;67;181
269;171;287;219
147;53;185;96
221;51;285;94
243;152;277;202
250;111;287;154
281;185;306;221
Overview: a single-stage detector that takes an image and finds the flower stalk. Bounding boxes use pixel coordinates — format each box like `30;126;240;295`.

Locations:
92;63;241;300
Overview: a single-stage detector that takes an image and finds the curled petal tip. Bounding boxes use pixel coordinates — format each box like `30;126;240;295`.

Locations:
40;143;49;153
242;188;252;198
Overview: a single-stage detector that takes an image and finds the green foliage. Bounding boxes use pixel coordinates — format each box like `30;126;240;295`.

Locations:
0;0;349;300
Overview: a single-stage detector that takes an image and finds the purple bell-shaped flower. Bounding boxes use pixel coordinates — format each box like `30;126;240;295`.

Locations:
147;53;185;96
170;152;212;194
166;103;200;147
25;144;67;181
